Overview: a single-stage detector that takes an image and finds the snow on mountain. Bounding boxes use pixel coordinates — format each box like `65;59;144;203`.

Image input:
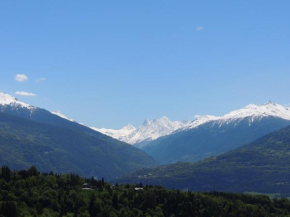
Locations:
92;116;189;146
0;92;75;122
0;92;34;110
184;115;219;129
128;117;188;146
184;101;290;130
220;101;290;122
51;110;75;122
92;124;137;142
94;102;290;146
2;90;289;147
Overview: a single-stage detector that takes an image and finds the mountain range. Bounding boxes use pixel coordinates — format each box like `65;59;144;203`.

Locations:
117;125;290;195
94;101;290;165
93;116;188;147
0;92;157;180
145;102;290;163
2;90;290;192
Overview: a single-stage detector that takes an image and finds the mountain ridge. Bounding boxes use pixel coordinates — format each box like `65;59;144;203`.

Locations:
0;92;157;179
94;116;189;147
93;101;290;148
117;125;290;195
143;116;290;164
141;102;290;164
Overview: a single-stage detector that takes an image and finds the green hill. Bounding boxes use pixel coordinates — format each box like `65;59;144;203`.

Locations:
0;112;157;180
2;166;290;217
118;125;290;195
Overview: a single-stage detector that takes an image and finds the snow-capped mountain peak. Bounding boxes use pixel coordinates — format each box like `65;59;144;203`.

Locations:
183;101;290;130
92;116;189;146
0;92;34;110
143;119;153;126
221;101;290;121
46;100;290;147
184;115;219;129
92;102;290;146
122;124;137;131
128;116;188;146
0;92;77;122
92;124;137;142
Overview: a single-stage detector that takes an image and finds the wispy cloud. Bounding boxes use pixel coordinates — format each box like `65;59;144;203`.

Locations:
15;74;28;82
15;91;37;97
196;26;205;31
37;78;46;82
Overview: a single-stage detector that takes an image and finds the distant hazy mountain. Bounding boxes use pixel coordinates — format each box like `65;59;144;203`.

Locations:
93;116;189;147
142;101;290;164
118;125;290;195
0;92;157;180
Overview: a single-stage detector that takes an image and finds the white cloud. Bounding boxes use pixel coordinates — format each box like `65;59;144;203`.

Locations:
196;26;205;31
15;91;37;97
15;74;28;82
37;78;46;82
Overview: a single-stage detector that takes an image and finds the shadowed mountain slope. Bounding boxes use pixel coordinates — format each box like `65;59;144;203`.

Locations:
118;125;290;195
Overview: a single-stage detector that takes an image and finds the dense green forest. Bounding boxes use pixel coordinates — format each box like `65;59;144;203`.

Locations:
118;125;290;194
2;166;290;217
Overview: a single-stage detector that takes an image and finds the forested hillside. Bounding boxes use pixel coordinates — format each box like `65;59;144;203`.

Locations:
118;125;290;194
2;166;290;217
0;112;157;180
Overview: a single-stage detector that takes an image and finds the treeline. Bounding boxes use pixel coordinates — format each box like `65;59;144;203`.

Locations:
1;166;290;216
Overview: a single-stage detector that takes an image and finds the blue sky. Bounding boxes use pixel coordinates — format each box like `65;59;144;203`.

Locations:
1;1;290;128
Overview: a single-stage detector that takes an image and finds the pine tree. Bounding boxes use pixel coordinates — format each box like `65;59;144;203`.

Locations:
89;194;97;217
1;166;11;182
